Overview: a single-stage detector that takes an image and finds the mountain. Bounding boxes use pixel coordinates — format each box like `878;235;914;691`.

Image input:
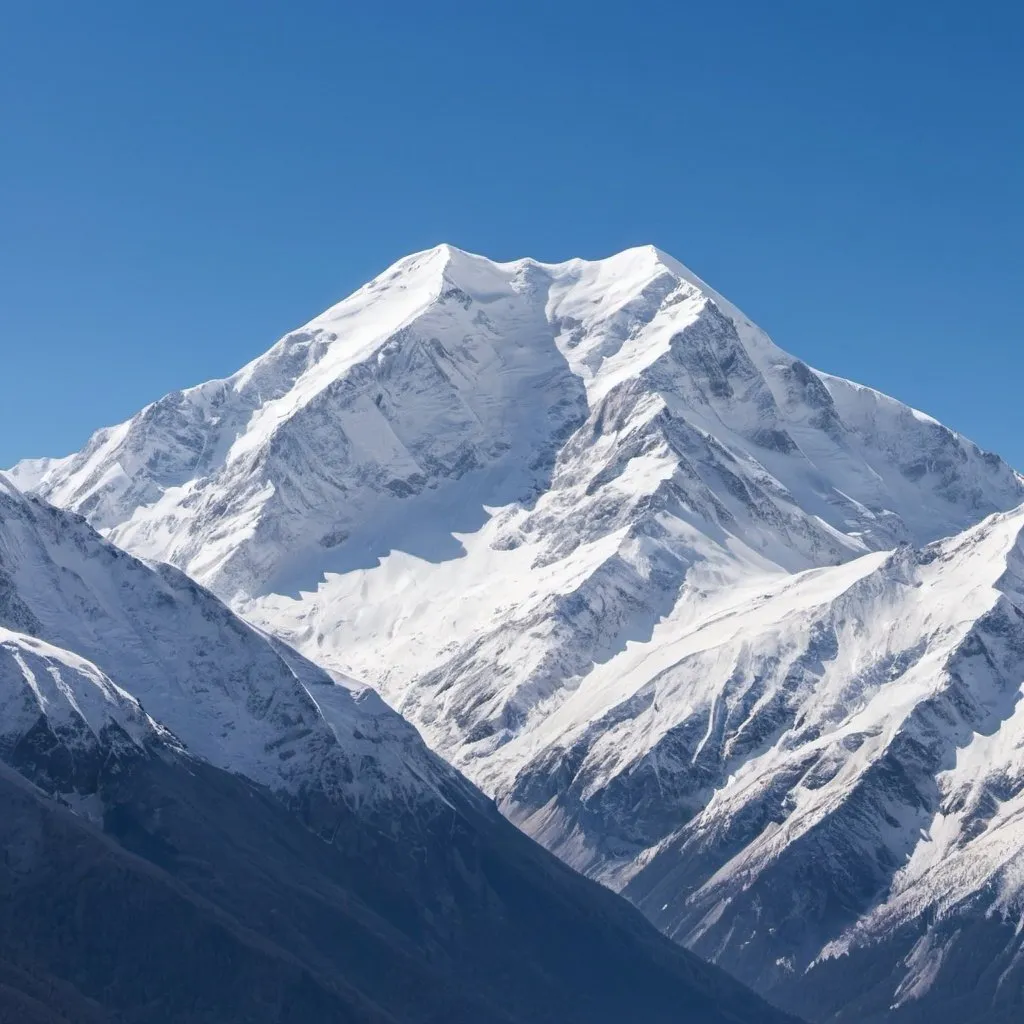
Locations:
11;245;1021;606
9;243;1024;1022
0;475;795;1024
515;506;1024;1024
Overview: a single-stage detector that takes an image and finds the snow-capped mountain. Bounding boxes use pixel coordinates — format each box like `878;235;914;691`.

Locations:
11;244;1021;770
0;475;796;1024
11;245;1021;605
10;243;1024;1022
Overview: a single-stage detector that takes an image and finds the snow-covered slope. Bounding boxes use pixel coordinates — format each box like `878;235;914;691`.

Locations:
499;506;1024;1021
0;474;459;820
0;626;179;810
9;244;1024;1021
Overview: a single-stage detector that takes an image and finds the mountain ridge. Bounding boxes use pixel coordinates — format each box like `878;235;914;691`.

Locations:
12;244;1019;594
8;243;1024;1023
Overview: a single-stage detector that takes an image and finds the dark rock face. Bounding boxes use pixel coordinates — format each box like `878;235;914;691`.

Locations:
0;729;799;1024
774;907;1024;1024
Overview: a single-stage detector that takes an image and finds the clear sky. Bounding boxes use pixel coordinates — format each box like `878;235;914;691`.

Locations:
2;0;1022;469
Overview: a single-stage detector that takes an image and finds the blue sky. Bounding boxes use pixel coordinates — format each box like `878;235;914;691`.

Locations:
2;0;1022;469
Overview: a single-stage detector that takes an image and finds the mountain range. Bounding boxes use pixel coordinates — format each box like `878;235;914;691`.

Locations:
8;243;1024;1023
0;473;794;1024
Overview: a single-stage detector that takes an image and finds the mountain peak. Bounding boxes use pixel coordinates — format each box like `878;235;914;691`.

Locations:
387;242;706;300
9;242;1020;600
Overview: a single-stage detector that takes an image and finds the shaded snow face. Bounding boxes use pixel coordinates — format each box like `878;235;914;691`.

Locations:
7;245;1024;1023
0;628;176;815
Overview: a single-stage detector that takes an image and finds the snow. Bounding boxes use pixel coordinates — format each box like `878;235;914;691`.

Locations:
0;479;458;817
6;242;1024;1016
0;627;169;756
